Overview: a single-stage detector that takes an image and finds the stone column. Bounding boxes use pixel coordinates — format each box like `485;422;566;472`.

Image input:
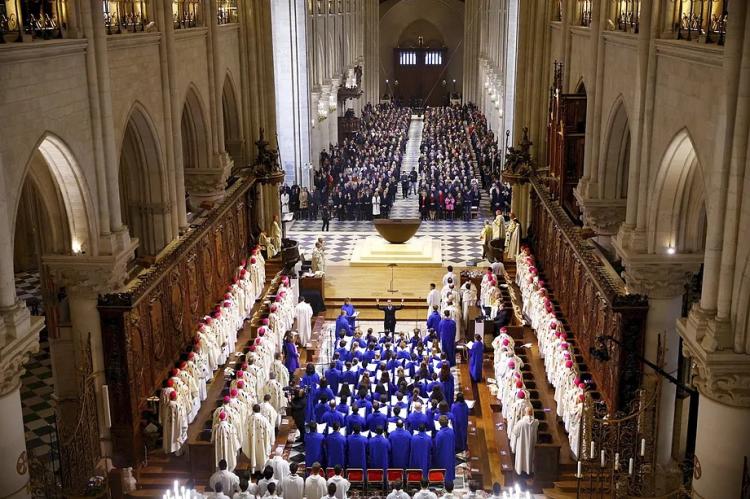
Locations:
619;254;701;467
328;78;340;146
319;83;332;152
309;90;321;169
678;313;750;498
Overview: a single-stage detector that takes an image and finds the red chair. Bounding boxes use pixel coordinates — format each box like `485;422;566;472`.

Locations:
405;469;423;490
325;468;335;478
367;468;385;492
386;468;404;488
346;468;365;490
428;468;446;489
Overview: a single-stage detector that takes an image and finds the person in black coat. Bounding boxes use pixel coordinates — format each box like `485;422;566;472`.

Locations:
290;388;308;442
321;204;331;232
376;298;404;332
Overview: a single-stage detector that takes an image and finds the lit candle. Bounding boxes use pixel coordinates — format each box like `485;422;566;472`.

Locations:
601;449;606;467
640;438;646;456
577;460;582;477
629;457;634;475
614;452;620;470
590;440;595;457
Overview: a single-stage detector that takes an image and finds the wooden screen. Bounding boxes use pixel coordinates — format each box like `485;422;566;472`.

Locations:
529;176;647;411
392;47;449;107
98;176;258;467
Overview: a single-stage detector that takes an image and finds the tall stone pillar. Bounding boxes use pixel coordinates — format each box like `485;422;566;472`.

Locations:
328;78;340;146
309;90;321;169
618;254;701;467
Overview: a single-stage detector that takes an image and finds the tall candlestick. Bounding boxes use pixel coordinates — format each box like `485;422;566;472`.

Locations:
614;452;620;470
577;460;582;477
629;457;634;475
590;440;595;458
600;449;606;467
640;438;646;456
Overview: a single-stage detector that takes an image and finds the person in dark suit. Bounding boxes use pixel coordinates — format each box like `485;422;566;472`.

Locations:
321;203;331;232
375;298;404;332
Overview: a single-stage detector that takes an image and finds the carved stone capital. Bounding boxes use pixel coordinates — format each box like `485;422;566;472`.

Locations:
43;244;137;298
678;314;750;407
574;194;626;236
614;247;702;299
0;314;44;396
184;165;230;198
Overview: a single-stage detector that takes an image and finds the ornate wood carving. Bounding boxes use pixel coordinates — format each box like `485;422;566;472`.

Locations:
98;176;257;468
529;175;648;411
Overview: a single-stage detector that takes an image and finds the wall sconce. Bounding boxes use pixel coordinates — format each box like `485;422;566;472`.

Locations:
72;239;82;255
666;246;676;255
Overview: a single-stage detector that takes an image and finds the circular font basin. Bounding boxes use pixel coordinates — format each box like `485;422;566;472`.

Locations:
373;218;421;244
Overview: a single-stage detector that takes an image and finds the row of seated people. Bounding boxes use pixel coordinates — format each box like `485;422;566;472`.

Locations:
279;103;411;222
418;106;484;221
159;249;267;456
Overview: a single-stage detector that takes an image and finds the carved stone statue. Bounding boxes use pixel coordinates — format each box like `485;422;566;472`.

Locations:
504;127;534;178
255;128;282;176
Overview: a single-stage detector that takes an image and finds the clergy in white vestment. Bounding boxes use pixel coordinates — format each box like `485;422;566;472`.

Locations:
426;283;441;319
212;411;241;471
512;407;539;475
504;213;521;261
261;394;281;428
460;281;477;330
265;448;291;481
295;297;314;345
244;404;274;472
311;242;326;274
280;462;305;499
442;265;456;287
209;459;241;495
271;216;283;256
271;353;290;389
262;373;288;415
304;464;328;499
491;210;505;240
162;390;188;454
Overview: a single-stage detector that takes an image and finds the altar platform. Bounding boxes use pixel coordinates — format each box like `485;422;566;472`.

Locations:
350;234;442;266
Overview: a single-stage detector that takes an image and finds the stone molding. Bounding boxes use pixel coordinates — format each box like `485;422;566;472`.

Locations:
0;315;44;397
184;165;230;196
575;194;626;236
613;243;703;299
43;243;137;298
678;312;750;408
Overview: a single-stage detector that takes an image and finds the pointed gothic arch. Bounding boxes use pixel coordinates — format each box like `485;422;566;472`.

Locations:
181;84;211;171
599;97;630;201
222;73;243;165
648;128;706;254
118;102;172;256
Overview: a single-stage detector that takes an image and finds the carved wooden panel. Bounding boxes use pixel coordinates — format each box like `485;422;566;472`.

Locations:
98;177;258;468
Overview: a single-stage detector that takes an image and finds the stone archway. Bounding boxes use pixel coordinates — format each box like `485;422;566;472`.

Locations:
118;102;173;257
222;74;244;167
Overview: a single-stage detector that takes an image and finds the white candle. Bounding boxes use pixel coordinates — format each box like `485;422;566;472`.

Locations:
640;438;646;456
590;440;595;457
629;457;634;475
601;449;606;467
614;452;620;470
577;460;582;477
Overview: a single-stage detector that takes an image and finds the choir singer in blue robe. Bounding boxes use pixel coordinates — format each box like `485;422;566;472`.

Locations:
305;422;325;468
433;416;456;482
426;306;441;332
368;426;390;473
438;310;457;367
388;420;412;469
347;425;368;471
324;422;347;468
409;424;433;478
335;310;353;337
342;298;357;328
451;393;470;453
469;334;484;382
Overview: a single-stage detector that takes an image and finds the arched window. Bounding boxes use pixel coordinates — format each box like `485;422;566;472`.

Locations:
103;0;148;34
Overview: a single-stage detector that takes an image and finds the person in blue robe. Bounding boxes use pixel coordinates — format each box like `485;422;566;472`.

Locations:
405;403;430;433
363;344;377;366
316;379;335;404
367;426;390;474
469;334;484;382
324;362;342;395
426;307;441;332
389;406;404;423
367;401;388;432
321;401;345;428
301;363;320;422
451;392;470;453
438;311;457;366
335;399;350;416
324;422;347;468
315;398;330;423
388;421;412;469
345;402;366;434
346;425;368;471
409;425;433;478
335;341;351;362
283;334;300;374
433;417;456;482
341;298;357;329
436;401;456;428
335;310;353;337
305;422;325;468
342;362;359;385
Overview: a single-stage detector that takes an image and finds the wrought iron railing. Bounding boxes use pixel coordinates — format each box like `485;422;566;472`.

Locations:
615;0;640;33
103;0;148;35
674;0;728;45
578;0;592;26
217;0;237;24
173;0;202;29
0;0;67;42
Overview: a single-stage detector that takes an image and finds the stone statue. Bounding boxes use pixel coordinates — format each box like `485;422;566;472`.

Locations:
255;128;282;176
504;127;534;177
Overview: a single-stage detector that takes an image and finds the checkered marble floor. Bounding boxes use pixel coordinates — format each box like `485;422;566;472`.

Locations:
16;271;44;315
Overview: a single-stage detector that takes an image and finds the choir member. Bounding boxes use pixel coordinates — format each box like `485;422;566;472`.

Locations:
433;416;456;482
469;333;484;382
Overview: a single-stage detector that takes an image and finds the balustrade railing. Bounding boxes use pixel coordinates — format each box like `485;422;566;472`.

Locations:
173;0;202;29
103;0;148;35
0;0;67;42
217;0;237;24
674;0;728;45
578;0;592;26
614;0;640;33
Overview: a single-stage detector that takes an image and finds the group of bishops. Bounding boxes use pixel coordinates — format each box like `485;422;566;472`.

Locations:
161;248;266;457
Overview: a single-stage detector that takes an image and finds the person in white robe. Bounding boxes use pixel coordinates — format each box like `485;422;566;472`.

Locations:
460;281;477;331
209;459;240;495
271;216;283;253
295;297;314;345
280;463;304;499
162;390;187;454
304;464;328;499
265;448;291;481
426;283;441;319
212;412;241;471
262;373;288;415
261;394;281;428
244;404;274;473
504;213;521;261
513;407;539;475
491;210;505;241
442;265;456;287
271;353;290;389
311;242;326;275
